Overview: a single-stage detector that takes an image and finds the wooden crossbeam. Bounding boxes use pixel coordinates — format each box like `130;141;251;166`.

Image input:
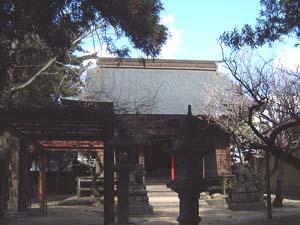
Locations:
39;140;104;151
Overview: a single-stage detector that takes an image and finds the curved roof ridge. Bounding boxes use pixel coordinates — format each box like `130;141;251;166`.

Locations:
97;57;218;71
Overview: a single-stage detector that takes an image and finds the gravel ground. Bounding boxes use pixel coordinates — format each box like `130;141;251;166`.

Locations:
135;199;300;225
1;187;300;225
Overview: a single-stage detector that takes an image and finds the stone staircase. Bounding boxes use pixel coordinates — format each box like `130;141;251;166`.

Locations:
146;184;209;211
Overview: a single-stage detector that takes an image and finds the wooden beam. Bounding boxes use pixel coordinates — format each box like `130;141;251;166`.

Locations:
44;148;103;152
38;150;46;212
23;134;105;141
18;140;29;212
37;140;103;152
0;103;113;126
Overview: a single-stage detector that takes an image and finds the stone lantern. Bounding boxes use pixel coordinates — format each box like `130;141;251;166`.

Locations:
108;124;137;225
167;105;215;225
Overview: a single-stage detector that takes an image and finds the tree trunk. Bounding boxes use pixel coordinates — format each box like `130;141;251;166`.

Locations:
273;159;284;207
91;153;104;199
265;150;272;219
237;145;243;164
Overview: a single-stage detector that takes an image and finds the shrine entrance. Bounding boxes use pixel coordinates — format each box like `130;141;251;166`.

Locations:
0;100;115;225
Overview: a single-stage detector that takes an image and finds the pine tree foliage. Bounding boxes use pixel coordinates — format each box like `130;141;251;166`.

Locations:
0;0;168;106
220;0;300;49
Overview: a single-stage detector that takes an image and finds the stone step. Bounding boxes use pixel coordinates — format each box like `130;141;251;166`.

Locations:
145;184;210;208
152;202;209;208
149;196;179;203
148;192;178;197
149;196;208;203
146;185;172;192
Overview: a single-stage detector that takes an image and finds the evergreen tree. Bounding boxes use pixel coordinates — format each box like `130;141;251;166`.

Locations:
220;0;300;49
0;0;168;106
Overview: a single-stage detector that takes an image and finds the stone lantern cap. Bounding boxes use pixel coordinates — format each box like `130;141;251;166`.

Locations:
107;123;138;150
169;105;229;155
108;122;137;171
107;134;137;150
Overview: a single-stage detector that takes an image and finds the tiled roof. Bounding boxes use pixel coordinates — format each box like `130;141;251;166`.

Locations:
84;58;231;115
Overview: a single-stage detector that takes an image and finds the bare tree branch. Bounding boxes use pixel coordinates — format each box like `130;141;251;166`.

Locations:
8;23;105;95
10;57;57;94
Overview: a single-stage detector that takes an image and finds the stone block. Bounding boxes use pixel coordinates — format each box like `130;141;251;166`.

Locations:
200;192;209;200
129;184;153;215
206;198;228;208
211;193;225;200
199;199;209;207
228;201;265;211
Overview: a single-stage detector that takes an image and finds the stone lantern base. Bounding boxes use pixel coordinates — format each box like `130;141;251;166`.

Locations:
167;180;205;225
129;183;153;215
177;192;202;225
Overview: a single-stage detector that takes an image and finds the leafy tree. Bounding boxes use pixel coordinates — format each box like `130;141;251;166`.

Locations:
0;0;168;106
0;0;168;218
220;0;300;49
219;47;299;218
218;0;299;216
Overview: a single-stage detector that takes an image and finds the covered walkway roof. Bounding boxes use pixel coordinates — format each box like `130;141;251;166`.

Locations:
0;100;113;150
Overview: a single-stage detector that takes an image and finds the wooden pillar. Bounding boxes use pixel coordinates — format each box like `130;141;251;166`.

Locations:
138;146;146;184
138;147;145;166
171;155;175;181
104;114;114;225
0;153;6;217
117;169;130;224
18;140;29;212
38;150;46;209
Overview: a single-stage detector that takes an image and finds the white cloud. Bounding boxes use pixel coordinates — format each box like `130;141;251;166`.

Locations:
82;42;115;67
81;14;183;61
274;47;300;71
159;14;183;59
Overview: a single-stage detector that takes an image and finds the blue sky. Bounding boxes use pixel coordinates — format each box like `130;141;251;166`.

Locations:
83;1;299;70
159;0;299;67
159;0;261;60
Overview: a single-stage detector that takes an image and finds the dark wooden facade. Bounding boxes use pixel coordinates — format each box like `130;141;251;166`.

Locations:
0;101;115;225
205;147;232;177
117;114;232;180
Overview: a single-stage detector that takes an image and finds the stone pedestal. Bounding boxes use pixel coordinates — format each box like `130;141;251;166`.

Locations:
128;165;153;215
228;164;265;211
168;181;204;225
129;184;153;215
229;201;265;210
177;192;201;225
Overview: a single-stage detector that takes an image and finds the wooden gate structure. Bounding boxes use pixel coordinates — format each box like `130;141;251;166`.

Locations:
0;100;115;225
